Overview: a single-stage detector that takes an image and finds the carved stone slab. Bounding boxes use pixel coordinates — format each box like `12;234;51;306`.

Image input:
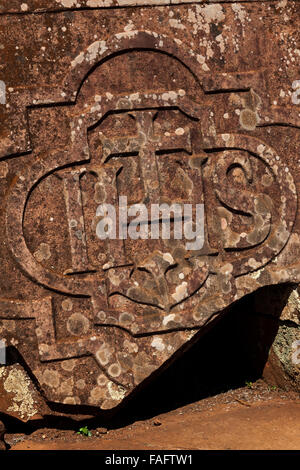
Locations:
0;1;299;415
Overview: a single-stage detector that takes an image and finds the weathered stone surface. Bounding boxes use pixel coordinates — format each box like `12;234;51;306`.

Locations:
253;285;300;391
0;1;299;416
0;364;47;421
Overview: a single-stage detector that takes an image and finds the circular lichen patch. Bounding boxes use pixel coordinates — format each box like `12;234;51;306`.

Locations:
67;313;90;336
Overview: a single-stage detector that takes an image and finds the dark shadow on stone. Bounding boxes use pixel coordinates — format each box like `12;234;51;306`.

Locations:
110;282;294;427
1;283;295;436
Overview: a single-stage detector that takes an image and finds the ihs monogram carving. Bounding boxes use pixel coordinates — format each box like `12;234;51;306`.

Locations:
0;28;299;410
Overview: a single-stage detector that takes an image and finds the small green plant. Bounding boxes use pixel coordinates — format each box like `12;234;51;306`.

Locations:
77;426;92;437
245;381;253;389
268;385;277;391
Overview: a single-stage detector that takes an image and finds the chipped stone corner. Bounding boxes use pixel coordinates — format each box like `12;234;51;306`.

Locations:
0;340;6;366
0;364;47;422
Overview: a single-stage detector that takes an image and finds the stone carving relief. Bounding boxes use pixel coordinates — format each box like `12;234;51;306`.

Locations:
0;3;299;415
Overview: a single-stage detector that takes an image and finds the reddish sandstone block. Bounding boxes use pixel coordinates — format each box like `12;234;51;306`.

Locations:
0;1;299;419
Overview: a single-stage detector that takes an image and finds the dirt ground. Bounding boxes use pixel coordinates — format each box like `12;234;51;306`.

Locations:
4;380;300;451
